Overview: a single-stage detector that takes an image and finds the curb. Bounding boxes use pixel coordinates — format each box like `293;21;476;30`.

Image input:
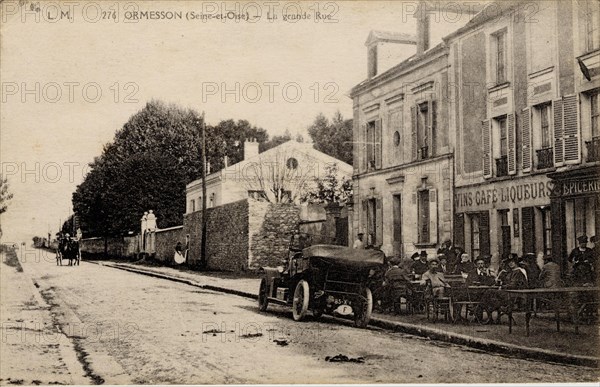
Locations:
90;261;599;368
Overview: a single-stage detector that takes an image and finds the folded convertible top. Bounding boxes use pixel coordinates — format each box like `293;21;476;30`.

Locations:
302;245;385;268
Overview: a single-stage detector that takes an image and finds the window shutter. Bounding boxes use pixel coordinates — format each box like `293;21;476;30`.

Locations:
562;94;581;164
375;118;382;169
411;106;417;160
507;113;516;175
479;211;490;258
411;192;417;205
482;119;492;178
553;99;564;166
429;189;438;245
429;100;437;156
362;123;368;172
522;108;532;172
453;214;465;250
521;207;536;254
376;199;383;246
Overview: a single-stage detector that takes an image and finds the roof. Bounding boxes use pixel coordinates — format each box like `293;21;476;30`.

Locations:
186;141;353;189
443;1;521;42
365;30;417;46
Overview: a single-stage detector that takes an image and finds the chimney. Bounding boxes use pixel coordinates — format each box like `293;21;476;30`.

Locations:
365;30;417;79
415;3;430;55
223;155;229;168
243;138;259;160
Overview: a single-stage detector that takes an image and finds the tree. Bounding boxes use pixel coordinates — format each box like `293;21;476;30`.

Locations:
242;148;315;203
301;164;352;206
0;174;14;215
261;128;292;152
307;111;353;165
73;100;271;237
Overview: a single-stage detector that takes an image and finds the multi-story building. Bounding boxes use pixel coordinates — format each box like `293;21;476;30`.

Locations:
446;0;599;272
350;4;480;258
352;1;599;273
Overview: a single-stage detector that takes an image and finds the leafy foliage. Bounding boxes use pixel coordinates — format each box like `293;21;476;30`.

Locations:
73;100;269;237
307;111;353;165
301;164;352;205
0;174;14;215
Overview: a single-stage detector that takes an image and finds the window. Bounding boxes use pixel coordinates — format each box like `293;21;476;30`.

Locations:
209;193;215;208
286;157;298;169
417;102;429;159
499;117;508;156
393;131;401;146
592;92;599;138
534;102;554;169
418;190;430;243
494;30;507;84
366;121;375;169
494;116;508;177
541;207;552;256
585;91;600;162
586;0;600;52
470;213;481;259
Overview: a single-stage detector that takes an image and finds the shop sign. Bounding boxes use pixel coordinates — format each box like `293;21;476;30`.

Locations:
555;178;600;197
455;178;552;211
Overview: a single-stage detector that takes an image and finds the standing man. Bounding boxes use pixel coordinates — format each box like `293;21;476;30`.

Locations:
568;235;595;285
353;233;365;249
539;255;562;288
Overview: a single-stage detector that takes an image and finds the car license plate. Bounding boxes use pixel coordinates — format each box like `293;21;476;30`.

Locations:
335;305;353;316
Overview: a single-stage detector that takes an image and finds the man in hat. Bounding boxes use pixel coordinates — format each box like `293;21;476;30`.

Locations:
411;250;429;276
419;257;450;298
353;233;365;249
568;235;595;285
466;257;495;286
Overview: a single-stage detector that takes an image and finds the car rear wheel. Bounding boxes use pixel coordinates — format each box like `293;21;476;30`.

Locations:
354;287;373;328
258;278;269;312
292;280;310;321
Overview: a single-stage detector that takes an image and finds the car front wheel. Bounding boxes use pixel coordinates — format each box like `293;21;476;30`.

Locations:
354;287;373;328
292;280;310;321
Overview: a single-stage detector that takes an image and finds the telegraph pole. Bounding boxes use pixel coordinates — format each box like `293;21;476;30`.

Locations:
200;112;208;270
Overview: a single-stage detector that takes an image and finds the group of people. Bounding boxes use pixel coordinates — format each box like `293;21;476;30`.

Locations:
56;233;80;266
358;232;599;314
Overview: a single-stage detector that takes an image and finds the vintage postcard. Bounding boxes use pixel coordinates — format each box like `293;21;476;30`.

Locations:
1;0;599;385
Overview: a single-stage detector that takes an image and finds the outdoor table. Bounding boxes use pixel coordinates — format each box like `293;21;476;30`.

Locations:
503;287;599;336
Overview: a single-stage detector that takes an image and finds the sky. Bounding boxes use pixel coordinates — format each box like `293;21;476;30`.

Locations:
0;0;470;242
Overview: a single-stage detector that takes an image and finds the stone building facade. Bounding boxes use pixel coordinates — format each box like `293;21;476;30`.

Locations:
351;1;599;274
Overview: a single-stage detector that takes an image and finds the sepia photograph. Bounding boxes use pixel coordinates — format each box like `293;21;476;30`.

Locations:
1;0;599;385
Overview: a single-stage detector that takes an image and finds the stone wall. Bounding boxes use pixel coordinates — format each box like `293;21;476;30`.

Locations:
80;236;139;259
154;226;184;263
248;202;300;270
183;199;249;271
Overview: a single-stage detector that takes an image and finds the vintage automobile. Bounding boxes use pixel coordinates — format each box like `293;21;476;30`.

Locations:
258;233;385;328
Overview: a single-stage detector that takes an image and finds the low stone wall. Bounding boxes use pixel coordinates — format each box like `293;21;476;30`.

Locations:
154;226;184;263
80;235;139;259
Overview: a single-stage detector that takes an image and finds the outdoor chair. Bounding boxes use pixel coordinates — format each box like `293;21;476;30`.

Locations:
424;280;452;323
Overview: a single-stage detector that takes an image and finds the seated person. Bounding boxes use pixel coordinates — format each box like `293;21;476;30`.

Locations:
454;253;475;275
412;251;429;276
539;255;562;288
466;257;495;286
420;258;450;298
502;256;528;289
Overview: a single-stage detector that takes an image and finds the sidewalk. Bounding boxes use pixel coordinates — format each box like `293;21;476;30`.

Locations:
94;260;599;368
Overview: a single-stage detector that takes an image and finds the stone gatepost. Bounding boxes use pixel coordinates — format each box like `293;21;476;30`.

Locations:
323;203;342;245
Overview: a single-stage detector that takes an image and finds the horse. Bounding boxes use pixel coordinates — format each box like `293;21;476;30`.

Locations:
61;239;80;266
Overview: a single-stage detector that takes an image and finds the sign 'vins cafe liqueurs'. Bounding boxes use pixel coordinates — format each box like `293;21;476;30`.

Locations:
455;176;600;211
455;177;553;211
